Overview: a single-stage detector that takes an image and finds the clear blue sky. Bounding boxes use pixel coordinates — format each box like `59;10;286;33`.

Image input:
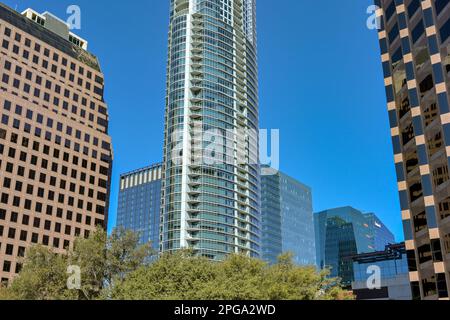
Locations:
2;0;404;241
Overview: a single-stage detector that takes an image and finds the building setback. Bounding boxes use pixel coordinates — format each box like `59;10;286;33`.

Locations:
375;0;450;299
260;167;316;266
116;163;162;250
314;207;395;287
160;0;261;260
0;5;113;284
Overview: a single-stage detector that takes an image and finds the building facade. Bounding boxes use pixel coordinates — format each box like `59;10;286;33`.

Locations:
260;168;315;266
160;0;261;260
365;212;398;251
116;163;162;250
375;0;450;299
351;243;412;300
0;5;113;284
314;207;395;287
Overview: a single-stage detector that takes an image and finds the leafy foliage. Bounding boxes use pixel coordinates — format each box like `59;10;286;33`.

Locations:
0;227;154;300
0;229;352;301
112;251;353;300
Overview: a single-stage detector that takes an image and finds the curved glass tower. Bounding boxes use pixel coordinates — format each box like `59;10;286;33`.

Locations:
160;0;260;260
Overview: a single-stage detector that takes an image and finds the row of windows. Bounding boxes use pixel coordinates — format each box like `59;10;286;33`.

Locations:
0;40;103;95
385;0;450;46
1;110;111;166
2;24;103;85
1;60;107;115
0;189;106;215
0;209;102;232
1;68;107;130
3;99;108;147
0;126;110;181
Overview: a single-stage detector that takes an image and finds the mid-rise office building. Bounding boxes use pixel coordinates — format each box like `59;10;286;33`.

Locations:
160;0;261;260
116;163;162;249
0;5;113;284
260;168;315;265
375;0;450;299
351;243;412;300
314;207;395;287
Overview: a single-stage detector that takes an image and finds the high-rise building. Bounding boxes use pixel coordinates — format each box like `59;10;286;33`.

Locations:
351;243;412;300
364;212;397;251
375;0;450;299
160;0;260;260
260;167;315;266
116;163;162;250
0;5;113;284
314;207;395;287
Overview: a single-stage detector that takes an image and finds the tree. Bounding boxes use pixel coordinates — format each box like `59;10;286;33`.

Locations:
4;246;77;300
1;227;154;300
112;252;353;300
197;254;267;300
111;250;217;300
1;229;352;301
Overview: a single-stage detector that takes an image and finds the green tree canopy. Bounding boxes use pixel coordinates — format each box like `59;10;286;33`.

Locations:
0;227;154;300
0;229;352;301
112;251;353;300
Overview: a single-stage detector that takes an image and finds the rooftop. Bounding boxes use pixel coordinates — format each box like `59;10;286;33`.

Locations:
0;3;100;71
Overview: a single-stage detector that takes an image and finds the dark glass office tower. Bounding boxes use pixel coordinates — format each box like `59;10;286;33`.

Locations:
116;163;162;249
314;207;395;287
160;0;260;260
375;0;450;299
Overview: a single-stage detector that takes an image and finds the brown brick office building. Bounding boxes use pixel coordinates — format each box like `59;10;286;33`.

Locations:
0;4;113;284
375;0;450;299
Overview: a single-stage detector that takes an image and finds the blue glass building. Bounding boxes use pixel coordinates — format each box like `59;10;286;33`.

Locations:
314;207;395;287
261;168;316;266
116;163;162;249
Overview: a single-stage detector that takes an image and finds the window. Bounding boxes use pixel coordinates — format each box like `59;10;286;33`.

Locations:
20;230;27;241
1;193;9;204
388;23;400;44
5;244;13;255
2;74;10;85
440;17;450;43
8;227;15;239
22;215;29;226
10;212;18;223
435;0;449;16
3;261;11;273
412;20;425;44
408;0;421;18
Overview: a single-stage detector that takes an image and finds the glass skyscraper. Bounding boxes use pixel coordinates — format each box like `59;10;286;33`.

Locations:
260;168;316;266
314;207;395;287
375;0;450;300
116;163;162;250
160;0;260;260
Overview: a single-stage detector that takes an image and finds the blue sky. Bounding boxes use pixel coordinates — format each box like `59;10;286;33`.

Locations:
2;0;404;241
